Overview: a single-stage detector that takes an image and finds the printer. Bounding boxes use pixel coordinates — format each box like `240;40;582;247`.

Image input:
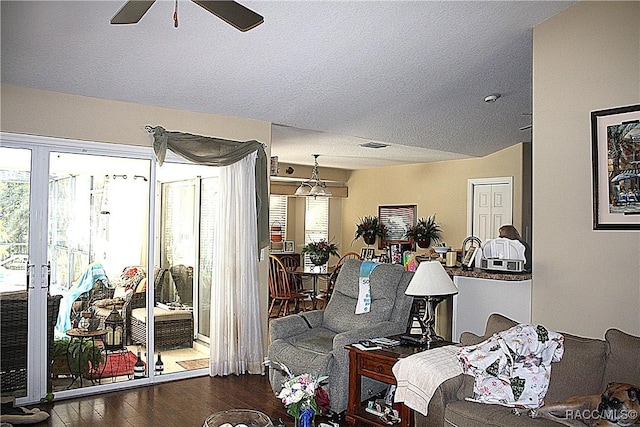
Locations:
479;238;527;273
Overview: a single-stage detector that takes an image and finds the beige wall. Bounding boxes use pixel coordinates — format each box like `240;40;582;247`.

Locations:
341;143;527;255
533;1;640;337
1;84;274;348
1;84;270;146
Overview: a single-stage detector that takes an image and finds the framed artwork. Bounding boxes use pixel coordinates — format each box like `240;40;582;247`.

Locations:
283;240;295;253
378;205;417;249
591;104;640;230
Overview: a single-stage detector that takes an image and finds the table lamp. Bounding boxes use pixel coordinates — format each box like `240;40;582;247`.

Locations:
403;261;458;347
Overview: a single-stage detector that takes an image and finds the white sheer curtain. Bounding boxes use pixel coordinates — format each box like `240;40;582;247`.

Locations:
209;152;264;375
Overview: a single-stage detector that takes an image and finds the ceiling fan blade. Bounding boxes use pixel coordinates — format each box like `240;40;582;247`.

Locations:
192;0;263;32
110;1;156;25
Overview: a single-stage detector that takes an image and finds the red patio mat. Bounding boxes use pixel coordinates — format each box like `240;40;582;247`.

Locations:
85;350;142;380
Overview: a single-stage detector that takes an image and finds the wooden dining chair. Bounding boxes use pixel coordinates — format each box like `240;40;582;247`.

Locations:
314;263;343;309
315;252;363;309
268;255;310;317
336;251;362;266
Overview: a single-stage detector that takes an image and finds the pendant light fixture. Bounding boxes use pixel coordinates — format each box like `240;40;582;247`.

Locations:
295;154;332;197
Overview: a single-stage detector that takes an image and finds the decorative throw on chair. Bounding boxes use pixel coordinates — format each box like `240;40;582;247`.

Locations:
457;324;564;409
54;262;109;337
355;261;380;314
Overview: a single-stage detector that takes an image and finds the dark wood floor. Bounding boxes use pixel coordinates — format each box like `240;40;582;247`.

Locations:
25;374;310;427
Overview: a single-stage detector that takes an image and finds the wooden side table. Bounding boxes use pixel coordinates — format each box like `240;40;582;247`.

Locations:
344;339;453;427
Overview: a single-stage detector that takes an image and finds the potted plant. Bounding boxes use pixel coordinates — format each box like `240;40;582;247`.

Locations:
51;337;104;378
404;214;442;248
353;216;384;245
301;239;339;266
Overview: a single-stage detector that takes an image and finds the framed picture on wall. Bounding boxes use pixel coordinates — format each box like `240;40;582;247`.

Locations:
378;205;417;249
591;104;640;230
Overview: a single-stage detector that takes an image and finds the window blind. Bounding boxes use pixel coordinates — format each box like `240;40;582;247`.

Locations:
269;195;288;241
304;197;329;268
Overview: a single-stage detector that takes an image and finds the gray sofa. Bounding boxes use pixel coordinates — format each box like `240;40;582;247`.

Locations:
415;313;640;427
268;259;414;414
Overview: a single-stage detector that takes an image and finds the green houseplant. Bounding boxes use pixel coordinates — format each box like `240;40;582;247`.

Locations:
51;337;104;377
353;216;384;245
404;215;442;248
301;239;339;266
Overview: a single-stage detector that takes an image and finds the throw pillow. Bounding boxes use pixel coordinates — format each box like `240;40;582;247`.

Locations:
603;328;640;386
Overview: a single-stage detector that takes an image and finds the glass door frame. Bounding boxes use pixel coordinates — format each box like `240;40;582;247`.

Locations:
1;132;206;404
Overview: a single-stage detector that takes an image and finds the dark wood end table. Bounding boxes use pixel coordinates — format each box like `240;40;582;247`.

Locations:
344;338;454;427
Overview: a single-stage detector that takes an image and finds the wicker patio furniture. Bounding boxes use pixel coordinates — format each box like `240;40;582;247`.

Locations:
130;306;194;350
127;267;194;349
0;292;62;393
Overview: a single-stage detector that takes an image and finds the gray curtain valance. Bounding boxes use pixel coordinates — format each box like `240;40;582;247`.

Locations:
146;125;269;251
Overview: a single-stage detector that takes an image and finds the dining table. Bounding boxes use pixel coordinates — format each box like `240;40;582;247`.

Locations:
290;265;335;309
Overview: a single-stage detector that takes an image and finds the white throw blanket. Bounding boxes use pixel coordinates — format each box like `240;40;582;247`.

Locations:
392;345;463;415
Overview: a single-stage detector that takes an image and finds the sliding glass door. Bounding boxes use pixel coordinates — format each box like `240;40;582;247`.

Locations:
1;133;221;403
0;147;33;399
1;136;154;402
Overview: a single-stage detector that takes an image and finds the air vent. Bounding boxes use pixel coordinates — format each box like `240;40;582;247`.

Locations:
359;142;389;149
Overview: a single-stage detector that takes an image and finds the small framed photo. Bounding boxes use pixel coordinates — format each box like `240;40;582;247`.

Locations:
591;104;640;230
387;244;402;264
360;248;375;260
283;241;295;253
462;247;480;268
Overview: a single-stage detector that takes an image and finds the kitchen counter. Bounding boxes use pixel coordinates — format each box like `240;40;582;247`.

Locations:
444;266;531;281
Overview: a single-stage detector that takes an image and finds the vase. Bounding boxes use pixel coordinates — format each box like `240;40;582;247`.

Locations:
294;402;315;427
416;238;431;249
362;233;376;246
309;253;329;266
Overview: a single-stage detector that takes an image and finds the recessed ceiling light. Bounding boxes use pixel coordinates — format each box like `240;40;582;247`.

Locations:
360;142;389;149
483;93;501;103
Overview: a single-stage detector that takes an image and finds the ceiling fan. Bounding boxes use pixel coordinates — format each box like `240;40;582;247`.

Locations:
110;0;263;32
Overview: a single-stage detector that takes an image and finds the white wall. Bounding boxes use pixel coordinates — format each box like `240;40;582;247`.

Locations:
533;1;640;337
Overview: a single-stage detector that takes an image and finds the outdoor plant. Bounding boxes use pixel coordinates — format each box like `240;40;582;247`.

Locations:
404;214;442;248
52;337;103;377
353;216;384;244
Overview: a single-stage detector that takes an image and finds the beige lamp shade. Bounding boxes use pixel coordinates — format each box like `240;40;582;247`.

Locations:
405;261;458;297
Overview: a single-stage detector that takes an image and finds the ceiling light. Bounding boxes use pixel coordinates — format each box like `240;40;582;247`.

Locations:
360;142;389;149
483;93;501;103
295;154;332;198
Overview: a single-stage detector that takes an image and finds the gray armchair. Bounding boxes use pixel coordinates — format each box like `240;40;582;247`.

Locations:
268;259;414;414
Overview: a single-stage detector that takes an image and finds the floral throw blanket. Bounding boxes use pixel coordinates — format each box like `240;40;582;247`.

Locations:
457;324;564;409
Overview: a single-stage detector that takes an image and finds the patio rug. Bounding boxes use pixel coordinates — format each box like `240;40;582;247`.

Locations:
177;358;209;370
85;350;140;380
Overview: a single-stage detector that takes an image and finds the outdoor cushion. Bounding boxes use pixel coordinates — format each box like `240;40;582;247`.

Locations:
131;307;192;322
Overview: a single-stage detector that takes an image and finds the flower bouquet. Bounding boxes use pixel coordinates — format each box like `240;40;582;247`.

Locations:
266;361;330;427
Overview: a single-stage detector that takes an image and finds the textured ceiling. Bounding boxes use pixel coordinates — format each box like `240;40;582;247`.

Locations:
1;1;575;169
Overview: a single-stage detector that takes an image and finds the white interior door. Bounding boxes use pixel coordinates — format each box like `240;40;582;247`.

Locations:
468;178;513;242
